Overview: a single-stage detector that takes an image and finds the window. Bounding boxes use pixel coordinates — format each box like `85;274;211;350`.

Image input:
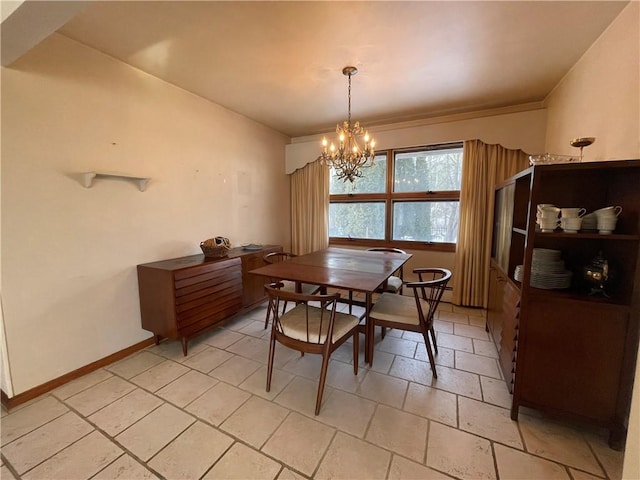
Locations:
329;143;463;251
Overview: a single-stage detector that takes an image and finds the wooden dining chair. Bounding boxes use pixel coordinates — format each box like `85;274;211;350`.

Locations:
368;268;452;378
263;252;323;329
265;283;360;415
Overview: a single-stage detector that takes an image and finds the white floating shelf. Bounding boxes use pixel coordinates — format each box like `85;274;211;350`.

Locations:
82;172;150;192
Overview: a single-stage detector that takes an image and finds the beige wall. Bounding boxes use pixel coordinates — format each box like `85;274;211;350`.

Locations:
545;2;639;161
1;33;291;395
544;4;639;478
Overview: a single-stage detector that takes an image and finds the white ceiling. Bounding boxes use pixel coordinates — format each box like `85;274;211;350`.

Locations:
10;1;631;137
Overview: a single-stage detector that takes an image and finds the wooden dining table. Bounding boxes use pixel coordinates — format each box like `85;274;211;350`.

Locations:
249;247;412;364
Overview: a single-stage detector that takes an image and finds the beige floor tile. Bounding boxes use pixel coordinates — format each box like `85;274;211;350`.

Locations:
453;323;491;341
435;332;474;352
473;338;499;358
66;376;137;416
238;319;272;338
182;346;234;373
330;339;359;364
148;421;233;479
389;355;435;386
210;354;263;385
584;431;624;480
469;316;487;328
402;330;425;342
415;344;455;367
480;376;512;409
317;389;376;438
115;403;195;462
227;335;271;361
281;353;324;379
453;305;486;318
93;455;159;479
438;310;471;324
1;396;69;446
156;369;218;407
22;430;122;480
1;465;17;480
145;339;208;362
239;365;295;400
426;422;496;480
455;351;501;378
200;327;245;349
433;319;454;334
2;412;93;475
518;414;604;476
203;442;281;480
88;388;163;436
494;443;570;479
376;336;418;358
106;351;165;379
185;381;251;426
274;376;334;417
262;412;335;477
429;364;482;399
366;404;429;462
277;467;309;479
220;396;290;448
458;397;522;448
404;383;458;427
355;370;408;408
315;431;391;480
130;359;190;392
325;359;363;393
51;369;113;400
223;316;256;332
388;455;452;479
364;349;395;373
568;468;605;480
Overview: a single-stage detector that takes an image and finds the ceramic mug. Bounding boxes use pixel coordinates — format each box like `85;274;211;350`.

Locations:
561;207;586;218
594;206;622;217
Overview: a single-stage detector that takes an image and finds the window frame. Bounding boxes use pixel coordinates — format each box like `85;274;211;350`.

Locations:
329;142;462;252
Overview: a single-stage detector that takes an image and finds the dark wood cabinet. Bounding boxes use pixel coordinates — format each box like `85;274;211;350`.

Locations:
137;245;281;354
489;160;640;449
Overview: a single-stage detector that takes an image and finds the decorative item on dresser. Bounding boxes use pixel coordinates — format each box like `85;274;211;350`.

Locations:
488;159;640;450
137;245;282;355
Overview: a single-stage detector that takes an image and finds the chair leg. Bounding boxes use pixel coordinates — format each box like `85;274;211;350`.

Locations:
421;330;438;379
429;326;438;354
348;290;353;315
266;330;277;392
352;330;359;375
381;326;386;339
264;301;272;329
315;351;331;415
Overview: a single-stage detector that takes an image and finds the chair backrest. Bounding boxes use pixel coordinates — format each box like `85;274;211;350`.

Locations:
264;252;296;264
366;247;407;279
406;268;452;327
264;283;340;345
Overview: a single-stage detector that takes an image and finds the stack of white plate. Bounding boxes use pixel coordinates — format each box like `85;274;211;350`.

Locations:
514;249;573;289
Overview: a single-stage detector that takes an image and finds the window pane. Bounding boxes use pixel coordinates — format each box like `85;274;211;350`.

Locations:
329;154;387;194
394;147;463;192
393;201;459;243
329;202;385;239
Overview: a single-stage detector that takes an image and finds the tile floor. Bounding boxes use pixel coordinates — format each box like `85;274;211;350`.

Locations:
0;298;626;480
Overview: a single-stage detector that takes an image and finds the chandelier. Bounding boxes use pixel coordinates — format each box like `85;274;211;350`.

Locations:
320;66;375;183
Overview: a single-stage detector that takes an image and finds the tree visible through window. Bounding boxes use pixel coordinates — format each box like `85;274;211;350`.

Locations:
329;143;463;251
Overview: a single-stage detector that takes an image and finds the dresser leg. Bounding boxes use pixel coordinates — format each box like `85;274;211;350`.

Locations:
154;334;161;345
181;337;188;356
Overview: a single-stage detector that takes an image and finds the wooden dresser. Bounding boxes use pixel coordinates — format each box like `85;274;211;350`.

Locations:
137;245;281;355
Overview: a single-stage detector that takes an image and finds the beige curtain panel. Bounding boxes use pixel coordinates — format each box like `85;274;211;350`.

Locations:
291;159;330;255
453;140;529;307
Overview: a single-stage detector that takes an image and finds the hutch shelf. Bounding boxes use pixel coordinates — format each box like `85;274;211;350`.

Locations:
488;160;640;450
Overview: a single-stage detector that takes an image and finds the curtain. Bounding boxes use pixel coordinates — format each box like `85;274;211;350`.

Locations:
453;139;529;307
291;159;329;255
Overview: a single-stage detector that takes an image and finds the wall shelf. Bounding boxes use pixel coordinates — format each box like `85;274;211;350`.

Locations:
82;172;150;192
